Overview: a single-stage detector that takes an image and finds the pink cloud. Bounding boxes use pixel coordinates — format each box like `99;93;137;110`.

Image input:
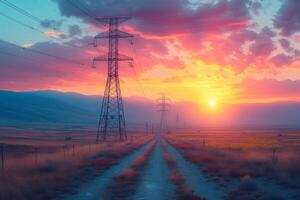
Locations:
224;20;253;28
237;79;300;101
294;35;300;42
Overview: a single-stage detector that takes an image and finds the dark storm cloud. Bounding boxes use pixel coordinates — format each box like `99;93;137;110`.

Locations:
274;0;300;36
270;53;292;67
40;19;64;29
249;27;275;58
52;0;253;35
68;25;82;37
279;38;293;52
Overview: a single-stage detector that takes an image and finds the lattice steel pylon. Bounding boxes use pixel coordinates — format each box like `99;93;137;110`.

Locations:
93;17;133;143
157;93;171;133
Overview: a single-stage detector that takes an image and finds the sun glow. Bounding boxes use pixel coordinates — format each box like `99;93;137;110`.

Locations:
209;99;216;107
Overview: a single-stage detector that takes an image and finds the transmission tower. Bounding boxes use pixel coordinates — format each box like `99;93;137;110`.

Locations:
175;112;179;129
145;122;149;135
157;93;171;133
93;17;133;143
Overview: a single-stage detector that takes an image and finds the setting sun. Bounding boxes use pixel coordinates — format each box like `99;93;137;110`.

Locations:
209;99;216;107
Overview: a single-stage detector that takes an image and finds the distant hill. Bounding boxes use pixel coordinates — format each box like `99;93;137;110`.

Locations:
0;90;300;128
27;90;156;123
0;90;94;124
0;90;155;126
24;90;100;112
226;102;300;127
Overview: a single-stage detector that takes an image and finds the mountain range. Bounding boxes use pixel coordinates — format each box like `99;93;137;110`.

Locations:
0;90;300;129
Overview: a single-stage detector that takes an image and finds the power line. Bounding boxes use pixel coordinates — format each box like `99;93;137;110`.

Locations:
0;0;42;24
0;39;88;67
129;39;157;121
0;11;42;33
0;0;61;31
24;47;86;66
0;49;40;63
131;63;148;98
67;0;99;24
129;39;156;99
0;0;96;50
0;11;86;50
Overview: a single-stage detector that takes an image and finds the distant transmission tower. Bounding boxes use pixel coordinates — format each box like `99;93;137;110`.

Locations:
175;112;179;129
93;17;133;142
157;93;171;133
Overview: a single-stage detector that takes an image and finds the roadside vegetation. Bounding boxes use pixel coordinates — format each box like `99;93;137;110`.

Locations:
165;131;300;200
0;133;153;200
108;140;156;199
161;140;206;200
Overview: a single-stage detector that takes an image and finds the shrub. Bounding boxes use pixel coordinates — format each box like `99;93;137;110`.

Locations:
169;169;185;185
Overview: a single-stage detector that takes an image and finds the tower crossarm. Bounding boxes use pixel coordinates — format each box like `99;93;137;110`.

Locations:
95;30;133;39
156;103;171;107
95;17;131;24
93;53;133;62
157;109;170;112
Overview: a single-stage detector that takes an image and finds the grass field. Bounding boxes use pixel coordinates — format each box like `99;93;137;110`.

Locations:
165;130;300;199
1;128;300;200
0;127;153;199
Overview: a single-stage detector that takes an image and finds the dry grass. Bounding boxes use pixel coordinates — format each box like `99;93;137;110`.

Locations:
169;169;185;185
164;131;300;199
109;140;156;199
0;133;153;200
161;140;207;200
165;130;300;149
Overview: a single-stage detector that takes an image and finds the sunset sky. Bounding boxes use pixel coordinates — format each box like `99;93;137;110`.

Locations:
0;0;300;106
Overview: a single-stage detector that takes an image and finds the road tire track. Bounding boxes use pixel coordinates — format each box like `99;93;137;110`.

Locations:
132;136;175;200
165;139;224;200
63;142;150;200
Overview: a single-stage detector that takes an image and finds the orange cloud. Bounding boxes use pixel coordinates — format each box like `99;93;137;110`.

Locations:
44;30;68;38
121;25;187;40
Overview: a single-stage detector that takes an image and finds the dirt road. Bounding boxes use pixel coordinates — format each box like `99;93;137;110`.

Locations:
63;136;223;200
132;137;175;200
